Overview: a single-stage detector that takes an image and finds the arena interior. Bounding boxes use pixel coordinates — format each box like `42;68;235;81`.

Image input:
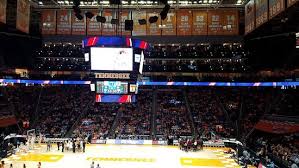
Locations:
0;0;299;168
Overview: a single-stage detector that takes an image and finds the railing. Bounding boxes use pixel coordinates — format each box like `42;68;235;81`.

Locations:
214;92;234;129
182;89;196;136
236;95;244;139
32;87;43;128
108;107;122;138
151;89;157;137
263;114;299;123
65;99;94;138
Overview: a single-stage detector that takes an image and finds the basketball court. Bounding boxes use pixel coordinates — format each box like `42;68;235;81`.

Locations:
1;144;255;168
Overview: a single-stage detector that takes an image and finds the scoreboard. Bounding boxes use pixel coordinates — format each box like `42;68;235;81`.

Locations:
96;81;128;94
82;37;147;103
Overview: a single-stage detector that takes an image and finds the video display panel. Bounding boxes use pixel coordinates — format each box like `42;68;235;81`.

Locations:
96;81;128;94
139;51;144;74
95;94;136;103
90;47;133;71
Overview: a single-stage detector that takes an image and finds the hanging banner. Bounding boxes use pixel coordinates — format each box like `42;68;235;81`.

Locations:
207;10;223;35
118;10;131;36
16;0;30;33
222;10;239;35
161;11;176;35
256;0;268;28
192;10;207;35
102;10;116;36
132;10;147;36
177;10;192;36
245;0;255;34
57;10;71;35
72;11;86;35
87;11;102;36
269;0;285;19
146;11;161;36
0;0;7;24
288;0;298;7
41;10;56;35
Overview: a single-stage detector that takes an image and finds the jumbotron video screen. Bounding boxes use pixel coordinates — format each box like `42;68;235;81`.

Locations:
90;47;133;71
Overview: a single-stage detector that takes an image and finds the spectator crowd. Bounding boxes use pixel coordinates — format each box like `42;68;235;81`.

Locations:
0;84;298;167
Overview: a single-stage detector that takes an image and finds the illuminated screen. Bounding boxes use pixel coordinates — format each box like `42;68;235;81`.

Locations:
90;47;133;71
84;53;89;62
135;54;141;63
139;51;144;74
90;84;95;91
96;81;128;94
95;94;136;103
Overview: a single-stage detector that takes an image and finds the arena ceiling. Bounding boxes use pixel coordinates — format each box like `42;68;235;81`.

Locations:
31;0;245;9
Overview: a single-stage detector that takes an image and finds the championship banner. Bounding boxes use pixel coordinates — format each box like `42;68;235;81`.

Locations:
269;0;285;19
41;10;56;35
192;10;207;35
0;0;7;24
245;0;255;34
132;11;147;36
222;10;239;35
288;0;298;7
72;11;86;35
102;10;116;36
177;10;192;36
161;11;176;35
16;0;30;33
207;10;223;35
146;11;161;36
256;0;268;28
87;11;102;35
118;10;131;36
57;10;71;35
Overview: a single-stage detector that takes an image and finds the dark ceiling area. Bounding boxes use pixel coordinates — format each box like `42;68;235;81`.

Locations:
31;0;245;8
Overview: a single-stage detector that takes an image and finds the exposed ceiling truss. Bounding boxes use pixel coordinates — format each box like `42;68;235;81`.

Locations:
32;0;245;9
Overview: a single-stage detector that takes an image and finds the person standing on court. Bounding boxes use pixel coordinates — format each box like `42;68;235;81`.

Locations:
83;140;86;153
72;139;76;153
0;161;5;168
57;141;60;151
61;141;65;152
90;162;95;168
37;162;41;168
47;140;51;151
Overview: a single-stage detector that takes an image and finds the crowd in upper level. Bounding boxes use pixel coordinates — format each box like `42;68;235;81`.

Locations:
146;44;247;58
33;43;249;72
33;43;247;59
